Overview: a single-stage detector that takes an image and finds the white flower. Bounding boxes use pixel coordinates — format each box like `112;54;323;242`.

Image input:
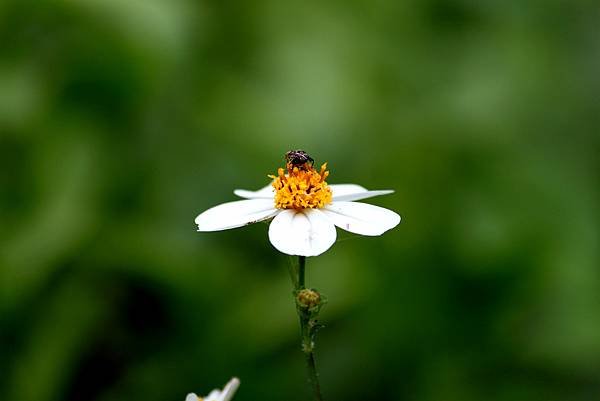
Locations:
195;151;401;257
185;377;240;401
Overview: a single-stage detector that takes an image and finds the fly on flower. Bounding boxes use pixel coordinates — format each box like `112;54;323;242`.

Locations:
195;150;401;256
285;149;314;170
185;377;240;401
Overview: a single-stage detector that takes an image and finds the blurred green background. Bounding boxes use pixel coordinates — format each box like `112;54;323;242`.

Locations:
1;1;599;400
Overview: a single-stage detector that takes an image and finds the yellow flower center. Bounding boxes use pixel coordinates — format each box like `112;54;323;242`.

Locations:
269;161;332;209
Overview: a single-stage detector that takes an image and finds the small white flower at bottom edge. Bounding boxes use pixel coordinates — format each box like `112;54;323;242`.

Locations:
186;377;240;401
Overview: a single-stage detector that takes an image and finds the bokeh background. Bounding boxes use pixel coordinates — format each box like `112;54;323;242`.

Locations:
1;1;599;400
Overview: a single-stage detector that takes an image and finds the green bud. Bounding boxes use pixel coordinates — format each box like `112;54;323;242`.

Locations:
296;288;321;309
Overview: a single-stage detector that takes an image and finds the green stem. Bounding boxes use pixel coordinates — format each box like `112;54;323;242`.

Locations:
298;255;306;288
295;256;324;401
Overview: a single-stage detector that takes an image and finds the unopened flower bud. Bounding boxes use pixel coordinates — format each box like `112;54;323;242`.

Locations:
297;289;321;309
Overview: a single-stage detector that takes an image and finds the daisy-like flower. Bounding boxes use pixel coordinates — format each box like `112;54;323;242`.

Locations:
195;150;401;257
185;377;240;401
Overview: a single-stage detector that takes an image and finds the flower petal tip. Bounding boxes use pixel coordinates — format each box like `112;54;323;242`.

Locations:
221;377;240;401
185;393;198;401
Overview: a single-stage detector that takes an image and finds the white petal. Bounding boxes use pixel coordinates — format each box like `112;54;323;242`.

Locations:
195;199;279;232
330;184;394;201
322;201;401;236
268;209;337;256
204;390;221;401
233;184;274;199
329;184;368;198
334;190;394;202
185;394;198;401
220;378;240;401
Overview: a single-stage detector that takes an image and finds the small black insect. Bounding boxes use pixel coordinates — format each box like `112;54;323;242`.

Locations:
285;150;314;169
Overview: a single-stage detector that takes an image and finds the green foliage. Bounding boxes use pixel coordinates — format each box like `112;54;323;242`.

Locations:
1;1;599;400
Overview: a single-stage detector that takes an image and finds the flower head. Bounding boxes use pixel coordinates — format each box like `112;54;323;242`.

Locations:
185;377;240;401
270;159;332;209
195;150;401;257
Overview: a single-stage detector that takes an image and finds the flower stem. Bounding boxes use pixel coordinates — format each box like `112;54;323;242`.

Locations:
294;256;324;401
298;255;306;288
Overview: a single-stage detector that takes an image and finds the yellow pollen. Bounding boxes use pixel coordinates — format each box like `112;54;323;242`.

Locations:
269;162;332;209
